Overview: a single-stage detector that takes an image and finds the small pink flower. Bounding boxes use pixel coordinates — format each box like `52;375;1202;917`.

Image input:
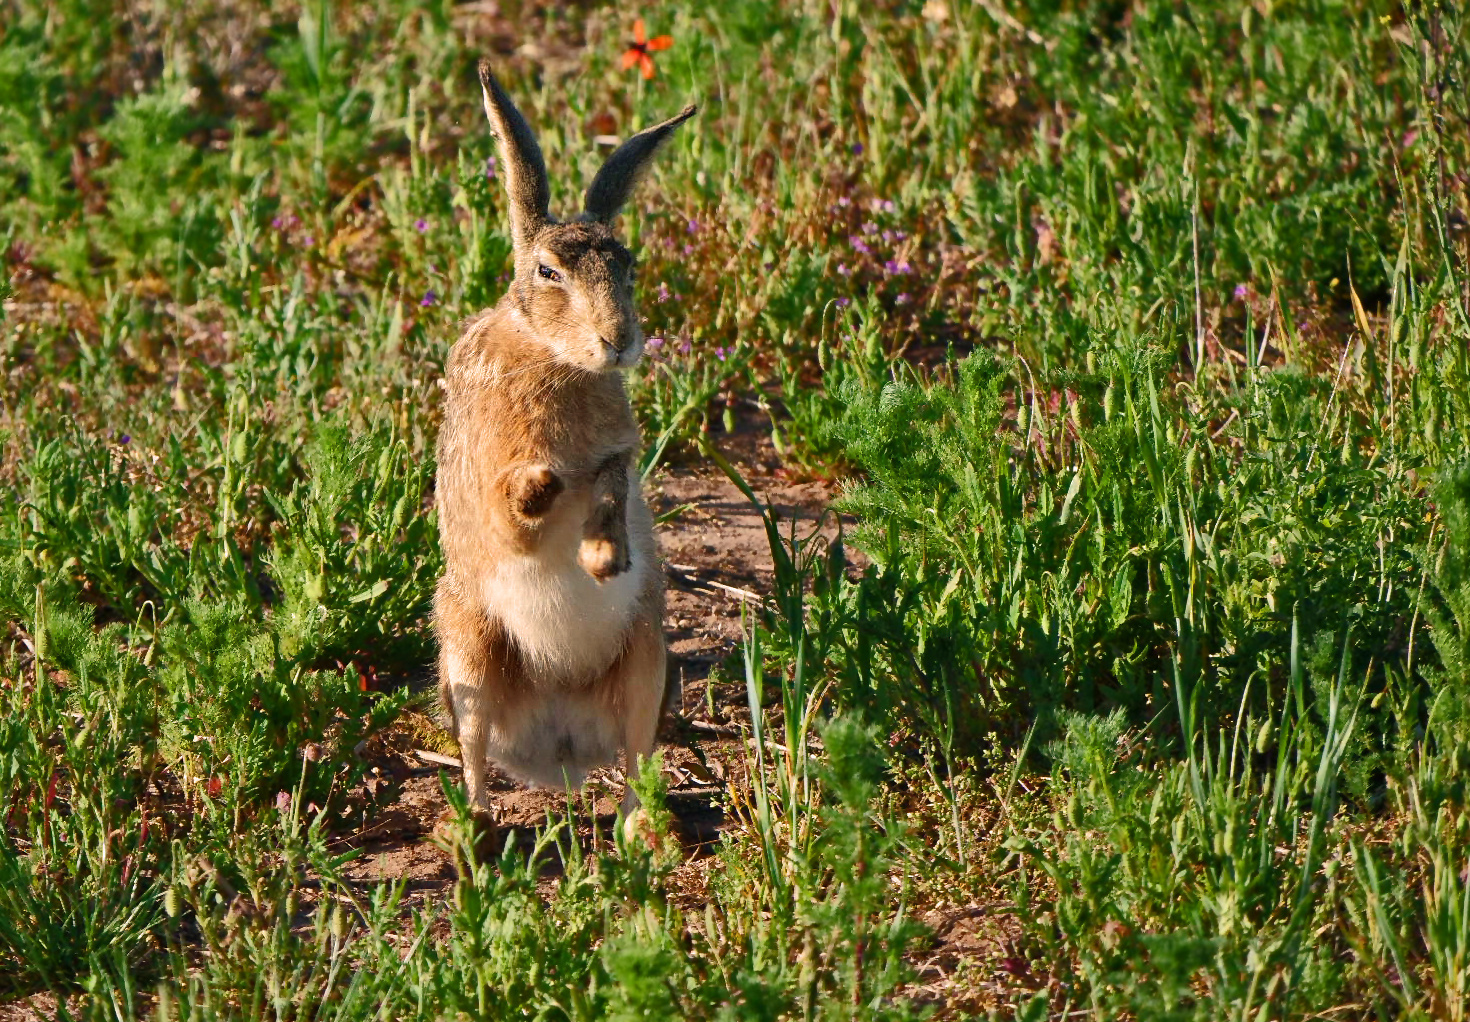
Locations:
421;289;437;307
414;218;429;233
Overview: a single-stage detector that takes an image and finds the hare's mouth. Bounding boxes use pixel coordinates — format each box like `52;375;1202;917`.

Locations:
595;333;643;371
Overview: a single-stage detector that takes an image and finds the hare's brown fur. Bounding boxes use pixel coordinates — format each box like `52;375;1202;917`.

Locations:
434;62;694;824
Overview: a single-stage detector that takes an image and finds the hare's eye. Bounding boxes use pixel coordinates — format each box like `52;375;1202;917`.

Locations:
537;264;563;283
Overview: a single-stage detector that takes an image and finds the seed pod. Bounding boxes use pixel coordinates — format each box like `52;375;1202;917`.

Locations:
164;885;182;919
1103;383;1120;420
1185;447;1200;486
1016;402;1031;437
330;903;349;942
231;431;248;464
1254;718;1272;755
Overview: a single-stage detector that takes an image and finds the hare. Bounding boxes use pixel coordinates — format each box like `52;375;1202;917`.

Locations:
434;60;695;834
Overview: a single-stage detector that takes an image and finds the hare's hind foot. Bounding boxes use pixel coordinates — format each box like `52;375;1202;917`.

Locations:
432;806;503;875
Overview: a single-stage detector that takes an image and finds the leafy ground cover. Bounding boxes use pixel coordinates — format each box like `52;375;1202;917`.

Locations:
2;0;1469;1017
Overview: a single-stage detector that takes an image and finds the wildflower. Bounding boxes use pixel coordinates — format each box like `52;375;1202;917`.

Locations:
421;289;437;307
115;431;131;444
897;260;913;274
849;235;870;254
622;18;673;80
656;282;672;303
837;196;851;207
687;218;701;234
485;155;498;179
1234;284;1250;299
714;346;728;361
414;218;429;233
837;263;851;276
645;336;665;351
895;292;911;305
861;220;878;234
303;235;314;246
276;791;292;813
677;338;692;355
836;297;851;307
851;142;864;155
883;259;901;275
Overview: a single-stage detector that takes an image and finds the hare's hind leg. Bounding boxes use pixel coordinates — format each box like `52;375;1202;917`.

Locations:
435;580;500;817
608;609;668;819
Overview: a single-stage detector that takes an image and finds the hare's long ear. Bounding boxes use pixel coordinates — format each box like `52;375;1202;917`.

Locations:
583;105;697;223
478;60;550;252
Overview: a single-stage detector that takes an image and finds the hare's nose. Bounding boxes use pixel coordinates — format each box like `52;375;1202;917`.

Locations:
599;335;626;354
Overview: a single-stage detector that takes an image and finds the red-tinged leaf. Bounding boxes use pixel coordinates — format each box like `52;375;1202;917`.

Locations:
44;770;58;809
207;775;223;798
647;34;673;51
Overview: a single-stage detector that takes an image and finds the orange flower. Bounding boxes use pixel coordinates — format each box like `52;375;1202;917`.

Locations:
621;18;673;79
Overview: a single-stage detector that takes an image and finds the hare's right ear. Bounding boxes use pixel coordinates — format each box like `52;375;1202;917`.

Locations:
478;60;550;253
583;105;697;223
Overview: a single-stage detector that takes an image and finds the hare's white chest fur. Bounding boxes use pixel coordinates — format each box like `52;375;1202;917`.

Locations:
479;463;654;680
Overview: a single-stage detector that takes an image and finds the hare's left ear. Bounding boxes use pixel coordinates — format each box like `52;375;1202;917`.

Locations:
583;105;697;222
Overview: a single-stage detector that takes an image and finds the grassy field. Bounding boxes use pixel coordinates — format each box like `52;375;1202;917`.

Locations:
3;0;1470;1017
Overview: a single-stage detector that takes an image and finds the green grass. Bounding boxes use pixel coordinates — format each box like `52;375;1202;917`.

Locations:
3;0;1469;1017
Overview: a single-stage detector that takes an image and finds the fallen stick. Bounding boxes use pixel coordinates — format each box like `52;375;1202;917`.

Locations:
411;748;463;770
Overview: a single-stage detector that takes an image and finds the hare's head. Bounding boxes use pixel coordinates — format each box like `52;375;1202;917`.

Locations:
478;60;695;373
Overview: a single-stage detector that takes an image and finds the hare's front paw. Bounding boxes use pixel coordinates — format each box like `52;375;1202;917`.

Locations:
506;464;563;521
578;533;632;582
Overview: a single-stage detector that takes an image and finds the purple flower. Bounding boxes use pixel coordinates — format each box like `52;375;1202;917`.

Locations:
849;236;870;254
677;339;692;355
1234;284;1250;299
645;336;665;351
116;432;131;444
883;259;901;275
420;289;437;307
276;791;292;813
895;292;911;305
861;220;878;235
687;219;701;234
851;142;864;155
303;235;314;246
414;218;429;233
656;282;672;303
837;263;851;276
485;156;498;179
714;346;728;361
897;260;913;274
837;196;851;207
836;297;851;308
682;243;694;256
